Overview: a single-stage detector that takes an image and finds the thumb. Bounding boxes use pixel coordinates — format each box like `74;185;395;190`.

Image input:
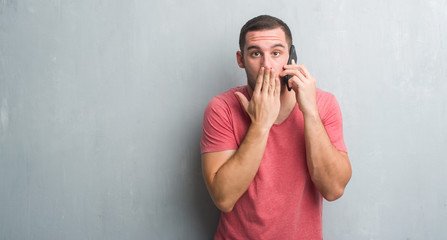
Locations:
234;92;249;112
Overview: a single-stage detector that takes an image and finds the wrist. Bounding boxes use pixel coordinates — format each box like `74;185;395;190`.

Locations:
302;109;320;121
249;122;271;136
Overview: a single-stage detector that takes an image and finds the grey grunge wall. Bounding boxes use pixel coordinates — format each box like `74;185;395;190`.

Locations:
1;0;446;239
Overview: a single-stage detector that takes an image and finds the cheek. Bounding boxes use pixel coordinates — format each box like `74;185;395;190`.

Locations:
273;63;284;74
275;57;289;72
245;60;261;75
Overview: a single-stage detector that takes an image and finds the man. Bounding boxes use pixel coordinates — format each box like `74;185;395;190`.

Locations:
200;15;352;239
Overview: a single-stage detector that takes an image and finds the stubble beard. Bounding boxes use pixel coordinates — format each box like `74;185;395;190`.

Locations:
246;73;256;92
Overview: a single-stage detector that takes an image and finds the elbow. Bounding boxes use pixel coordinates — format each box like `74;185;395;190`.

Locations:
324;167;352;202
323;187;345;202
219;206;234;213
214;199;235;213
206;183;236;213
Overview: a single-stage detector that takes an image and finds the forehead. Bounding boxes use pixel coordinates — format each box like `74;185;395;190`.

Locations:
245;28;287;48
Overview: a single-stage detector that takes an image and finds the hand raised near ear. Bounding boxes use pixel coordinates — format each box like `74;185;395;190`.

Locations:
280;60;318;116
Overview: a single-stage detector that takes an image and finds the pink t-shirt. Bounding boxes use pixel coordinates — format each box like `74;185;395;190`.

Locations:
201;86;346;239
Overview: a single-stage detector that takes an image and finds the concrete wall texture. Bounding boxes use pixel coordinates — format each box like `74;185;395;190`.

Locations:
1;0;446;239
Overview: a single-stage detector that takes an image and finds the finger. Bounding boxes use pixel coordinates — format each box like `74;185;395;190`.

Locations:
262;67;271;94
268;68;276;94
254;67;264;93
280;68;308;82
234;92;249;112
296;70;307;83
283;59;297;69
274;76;281;97
288;76;301;92
279;68;300;78
298;64;311;78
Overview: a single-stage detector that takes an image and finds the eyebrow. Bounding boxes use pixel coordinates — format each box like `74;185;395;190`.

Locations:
246;43;286;51
272;43;286;49
246;46;261;51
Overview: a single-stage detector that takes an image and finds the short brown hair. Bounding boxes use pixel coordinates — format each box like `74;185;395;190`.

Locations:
239;15;293;53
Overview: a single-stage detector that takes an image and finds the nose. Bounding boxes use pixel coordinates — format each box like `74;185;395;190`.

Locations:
261;55;272;69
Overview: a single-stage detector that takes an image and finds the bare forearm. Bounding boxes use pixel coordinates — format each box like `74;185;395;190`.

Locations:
303;112;352;201
210;124;269;212
282;63;351;200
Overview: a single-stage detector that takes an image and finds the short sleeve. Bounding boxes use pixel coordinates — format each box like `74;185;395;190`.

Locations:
319;93;347;152
200;97;238;154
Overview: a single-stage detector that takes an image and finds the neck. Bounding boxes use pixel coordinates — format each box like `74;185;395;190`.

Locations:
276;86;297;124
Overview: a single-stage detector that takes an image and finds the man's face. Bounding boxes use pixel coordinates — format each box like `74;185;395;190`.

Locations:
237;27;290;91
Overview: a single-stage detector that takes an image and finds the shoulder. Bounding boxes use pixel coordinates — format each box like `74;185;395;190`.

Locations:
205;86;247;113
316;88;342;119
316;88;336;102
316;88;340;108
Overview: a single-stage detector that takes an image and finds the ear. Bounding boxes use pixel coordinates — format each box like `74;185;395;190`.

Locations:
236;51;245;68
